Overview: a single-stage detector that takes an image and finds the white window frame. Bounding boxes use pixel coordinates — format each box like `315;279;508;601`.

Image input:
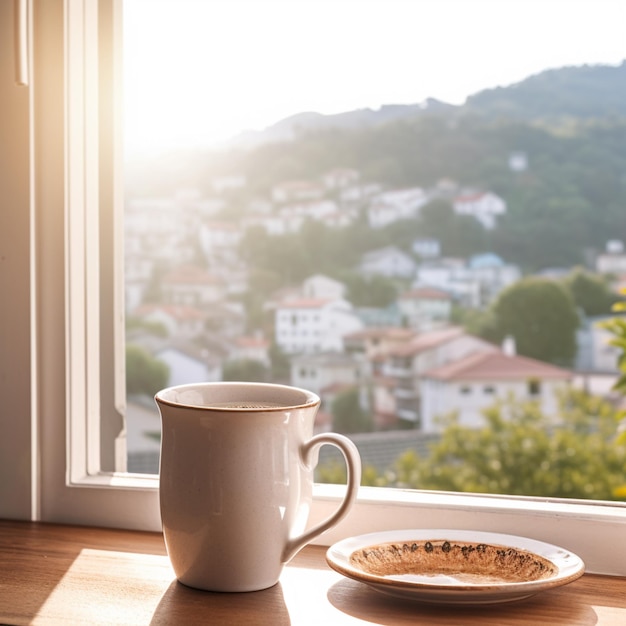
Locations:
2;0;625;577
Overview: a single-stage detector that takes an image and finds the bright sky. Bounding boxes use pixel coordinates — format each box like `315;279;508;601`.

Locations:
123;0;625;155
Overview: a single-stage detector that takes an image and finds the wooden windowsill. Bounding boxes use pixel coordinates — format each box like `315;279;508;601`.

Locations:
1;519;625;625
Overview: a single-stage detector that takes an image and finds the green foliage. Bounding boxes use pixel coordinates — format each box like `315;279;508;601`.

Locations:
126;344;169;396
489;277;579;365
418;199;488;256
563;267;619;317
342;273;398;308
369;391;626;500
222;359;270;382
125;316;168;338
601;290;626;430
331;388;373;434
239;219;381;289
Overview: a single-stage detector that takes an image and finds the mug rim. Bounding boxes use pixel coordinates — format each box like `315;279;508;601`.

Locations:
154;381;321;411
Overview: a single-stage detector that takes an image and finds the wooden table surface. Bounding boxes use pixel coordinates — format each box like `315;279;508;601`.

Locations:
1;519;625;625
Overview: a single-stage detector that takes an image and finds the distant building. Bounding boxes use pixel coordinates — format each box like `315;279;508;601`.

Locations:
453;190;506;229
420;350;572;432
360;246;417;279
133;304;205;339
272;180;326;203
382;326;497;425
274;298;364;354
397;287;452;330
415;253;521;308
228;333;271;367
161;264;225;306
290;351;366;397
322;168;360;190
154;341;222;388
596;240;626;275
508;151;528;172
199;221;243;264
466;253;522;303
302;274;347;300
576;314;623;374
343;326;416;377
412;238;441;259
367;187;428;229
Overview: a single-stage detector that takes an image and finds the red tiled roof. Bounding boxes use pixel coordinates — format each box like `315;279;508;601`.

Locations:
454;191;487;203
390;326;467;357
400;287;451;301
235;336;270;348
344;327;416;341
424;350;572;381
162;265;221;285
279;298;334;309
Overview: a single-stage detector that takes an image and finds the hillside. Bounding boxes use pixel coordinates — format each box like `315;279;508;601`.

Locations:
126;62;626;272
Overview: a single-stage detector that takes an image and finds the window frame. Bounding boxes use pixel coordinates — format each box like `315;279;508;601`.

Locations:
3;0;625;577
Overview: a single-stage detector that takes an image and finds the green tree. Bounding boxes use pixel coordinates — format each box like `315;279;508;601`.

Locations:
563;267;619;317
342;273;398;307
418;198;488;256
126;345;169;396
222;359;270;382
601;291;626;497
380;391;625;500
489;277;579;365
332;388;373;434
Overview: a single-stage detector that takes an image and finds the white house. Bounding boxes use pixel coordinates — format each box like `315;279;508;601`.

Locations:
243;211;304;236
420;350;572;432
272;180;326;204
367;187;428;229
133;304;206;339
397;287;452;330
343;327;417;362
360;246;417;279
302;274;347;300
275;298;364;355
415;254;520;308
576;314;623;374
415;258;482;308
466;253;522;304
228;334;271;367
281;199;338;221
290;351;366;396
412;238;441;259
199;221;243;263
453;190;506;230
322;168;360;190
596;240;626;276
154;343;223;388
384;326;498;424
161;265;225;306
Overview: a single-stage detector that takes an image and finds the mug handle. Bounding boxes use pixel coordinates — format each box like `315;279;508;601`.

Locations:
282;433;361;563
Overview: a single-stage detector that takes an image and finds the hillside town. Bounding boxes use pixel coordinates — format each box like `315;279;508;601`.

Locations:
125;165;626;473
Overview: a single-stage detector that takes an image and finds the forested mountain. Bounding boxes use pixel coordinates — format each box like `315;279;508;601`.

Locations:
128;62;626;272
465;61;626;120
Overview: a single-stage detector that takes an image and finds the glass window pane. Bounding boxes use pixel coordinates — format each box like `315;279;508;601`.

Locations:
122;0;626;504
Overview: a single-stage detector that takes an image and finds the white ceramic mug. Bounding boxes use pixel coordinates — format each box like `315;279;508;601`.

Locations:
155;381;361;592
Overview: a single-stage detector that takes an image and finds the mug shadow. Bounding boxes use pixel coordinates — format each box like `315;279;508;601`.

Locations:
326;578;599;626
150;579;291;626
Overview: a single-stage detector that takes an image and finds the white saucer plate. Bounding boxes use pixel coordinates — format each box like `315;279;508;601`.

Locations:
326;529;585;605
